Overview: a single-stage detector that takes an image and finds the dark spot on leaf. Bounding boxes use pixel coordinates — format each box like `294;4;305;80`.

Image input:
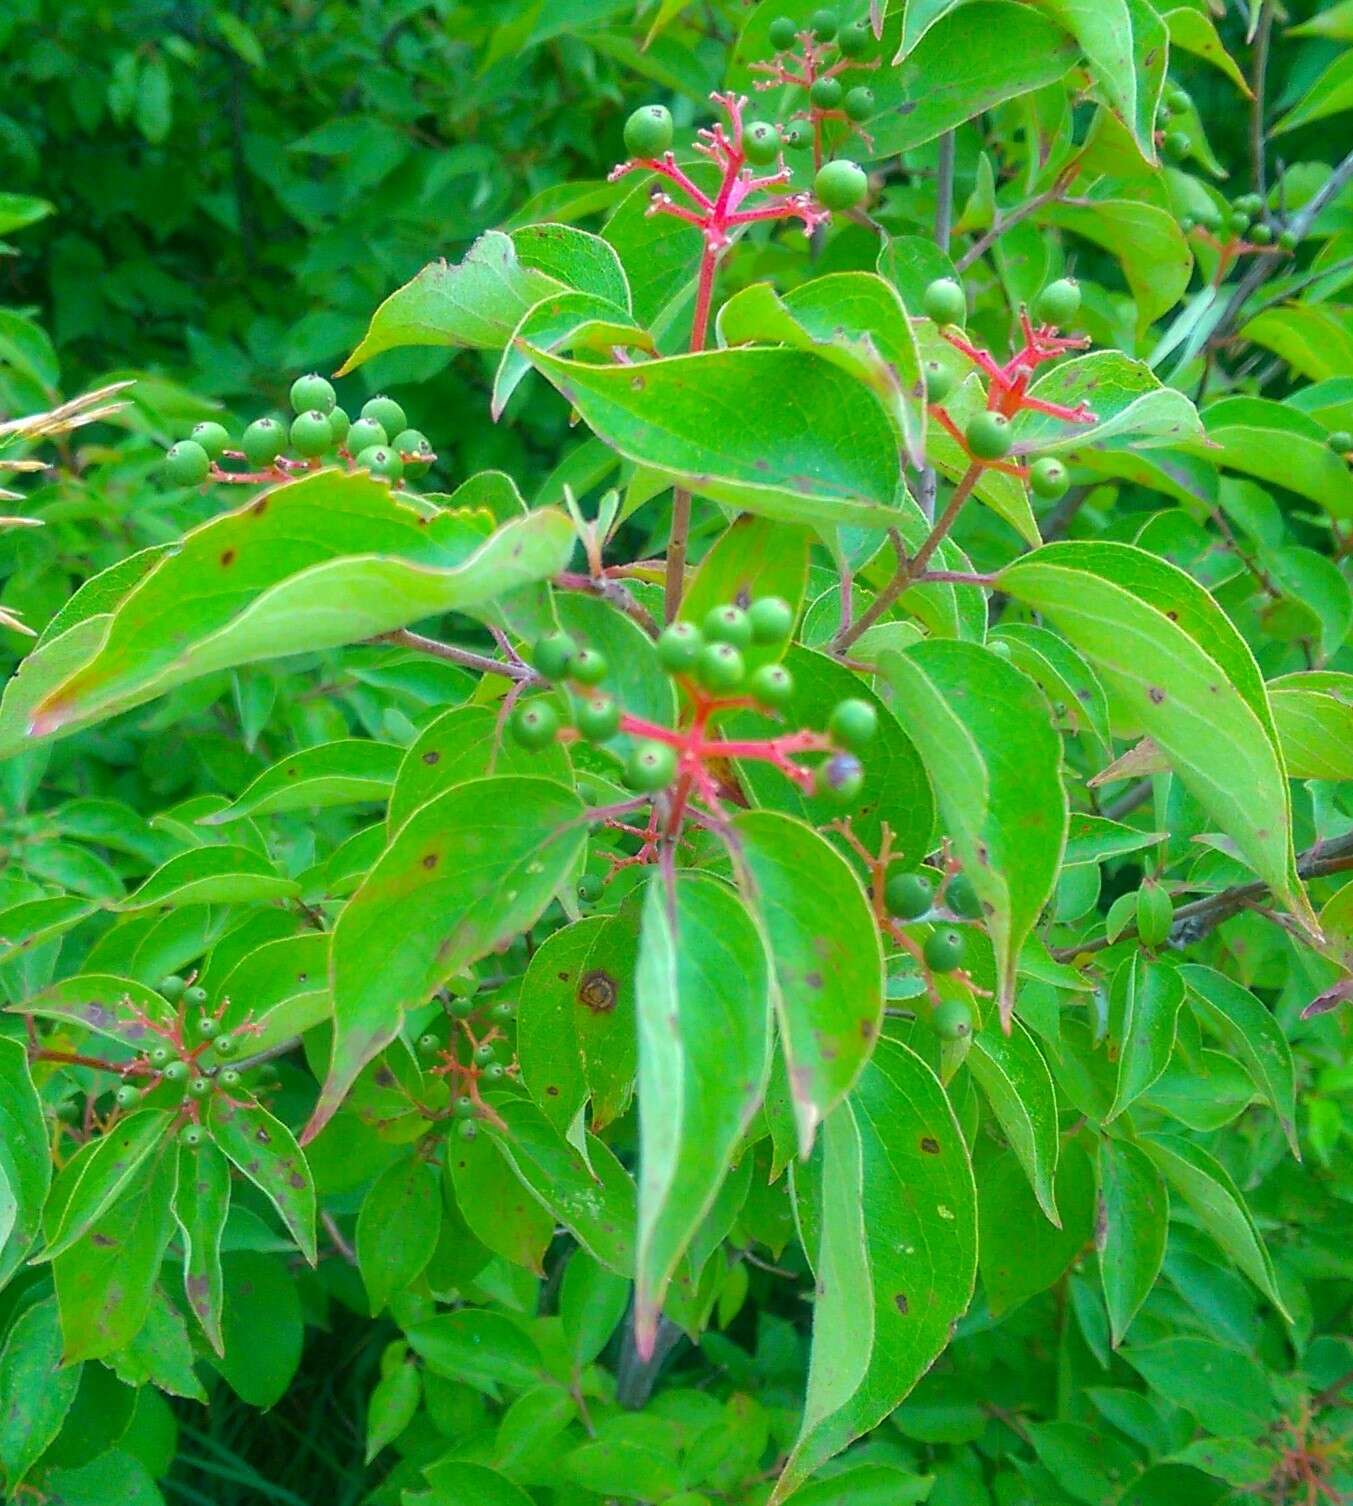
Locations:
289;1172;307;1189
805;970;824;990
422;750;440;765
251;497;269;516
254;1126;272;1144
557;971;570;982
1148;686;1165;704
422;852;439;870
220;549;236;567
546;1084;559;1097
579;969;617;1013
894;1293;909;1314
375;1067;396;1087
860;1017;875;1040
285;765;298;777
630;374;645;392
920;1135;940;1155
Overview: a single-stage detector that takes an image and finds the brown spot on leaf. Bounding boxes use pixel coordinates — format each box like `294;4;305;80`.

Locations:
860;1017;875;1040
254;1126;272;1144
805;970;824;990
422;750;440;765
1148;686;1165;704
422;852;439;870
220;548;236;567
894;1293;909;1314
920;1135;940;1155
578;969;617;1013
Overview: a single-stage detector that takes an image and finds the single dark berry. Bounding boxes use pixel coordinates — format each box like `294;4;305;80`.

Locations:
1029;457;1069;500
533;632;578;681
768;16;798;50
814;752;864;807
946;873;983;919
744;121;780;166
810;76;843;110
163;1060;189;1086
188;1076;213;1100
749;663;795;708
828;697;878;751
923;277;966;326
213;1034;237;1058
624;104;674;158
184;986;208;1008
783;120;813;152
704;603;752;648
165;440;210;486
1249;223;1273;246
844;86;875;122
115;1084;140;1110
219;1068;241;1089
885;871;933;920
933;998;973;1040
242;418;285;469
1328;430;1352;454
1229;209;1252;235
966;410;1013;461
290;409;332;458
696;641;747;691
180;1124;205;1149
362;395;407;435
357;445;403;482
196;1016;219;1040
577;693;621;743
815;159;868;211
454;1095;477;1121
190;421;230;460
417;1033;441;1057
569;647;608;685
510;700;561;750
577;873;604;904
626;740;678;792
748;595;794;644
658;620;703;672
923;360;955;404
159;975;187;1002
837;18;872;57
1163;131;1191;163
925;927;965;973
290;373;336;415
811;7;838;40
1278;228;1298;251
1033;278;1081;326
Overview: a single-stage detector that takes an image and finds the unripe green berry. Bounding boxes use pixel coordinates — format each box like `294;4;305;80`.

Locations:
811;7;838;40
1328;430;1352;454
658;621;703;672
1278;228;1298;251
844;86;875;122
290;373;336;415
510;700;560;750
163;1060;189;1087
577;873;604;904
814;159;868;212
576;693;621;743
569;647;608;685
453;1095;477;1121
165;440;211;486
449;995;476;1019
472;1041;497;1067
533;631;577;681
357;445;403;482
1030;457;1069;500
1136;879;1174;949
813;751;864;807
448;971;479;999
1033;278;1081;326
626;740;678;792
290;410;332;458
838;18;872;58
885;871;933;920
769;16;798;51
828;697;878;751
149;1045;172;1069
196;1016;219;1040
924;927;965;974
966;410;1013;461
328;406;351;446
1237;192;1264;215
159;975;187;1002
1249;222;1273;245
180;1124;205;1149
783;120;812;152
362;395;407;435
188;1076;213;1100
624;104;674;158
213;1034;237;1058
484;1061;506;1081
744;121;780;166
749;663;794;708
490;999;515;1023
417;1033;441;1057
704;603;752;648
346;416;387;454
115;1084;140;1110
394;428;434;476
748;595;794;644
923;277;966;326
189;421;231;460
457;1119;478;1142
946;873;983;919
933;998;973;1040
242;418;285;469
810;76;843;110
184;986;208;1009
1166;84;1190;114
219;1069;241;1089
1163;131;1191;163
923;360;955;404
696;641;747;691
1229;209;1252;235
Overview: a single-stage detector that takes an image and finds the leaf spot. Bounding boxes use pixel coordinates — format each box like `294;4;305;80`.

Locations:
920;1135;940;1155
422;750;441;765
578;969;618;1013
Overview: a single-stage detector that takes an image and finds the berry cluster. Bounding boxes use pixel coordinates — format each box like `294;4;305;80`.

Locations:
414;970;517;1140
163;376;435;490
755;8;882;165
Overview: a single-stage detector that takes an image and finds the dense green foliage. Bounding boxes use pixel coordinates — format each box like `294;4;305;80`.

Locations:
2;2;1353;1504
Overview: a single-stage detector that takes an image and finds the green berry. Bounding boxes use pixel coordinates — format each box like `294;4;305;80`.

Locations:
783;120;812;152
180;1124;205;1149
1278;228;1298;251
417;1033;441;1057
115;1084;140;1110
626;740;678;792
577;693;621;743
448;971;479;999
924;927;965;974
769;16;798;51
933;998;973;1040
1033;278;1081;326
484;1061;506;1081
457;1119;478;1142
1166;84;1190;114
1328;430;1352;454
1249;223;1273;246
290;373;336;415
811;7;838;40
749;663;795;708
454;1095;477;1121
828;697;878;751
814;159;868;212
923;360;955;405
165;440;210;486
658;621;703;672
1229;209;1252;235
704;603;752;648
196;1016;219;1041
473;1042;497;1067
624;104;674;158
838;19;873;58
814;751;864;807
346;416;387;454
1163;131;1191;163
357;445;403;482
569;648;608;685
328;407;351;447
213;1034;237;1058
55;1100;80;1125
885;871;933;920
242;418;285;469
362;395;407;435
533;632;577;681
189;421;230;460
149;1045;172;1068
289;409;332;458
510;700;560;750
449;995;476;1019
219;1069;241;1089
184;986;208;1008
159;975;187;1002
810;76;843;110
966;410;1013;461
1237;192;1264;215
744;121;780;166
696;641;747;691
748;595;794;644
577;873;604;904
1030;457;1069;500
946;873;983;919
163;1060;189;1087
1195;203;1222;233
188;1076;213;1100
923;277;966;326
844;86;875;122
490;999;515;1024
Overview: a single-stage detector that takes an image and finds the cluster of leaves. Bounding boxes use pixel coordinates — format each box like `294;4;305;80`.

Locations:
3;2;1353;1504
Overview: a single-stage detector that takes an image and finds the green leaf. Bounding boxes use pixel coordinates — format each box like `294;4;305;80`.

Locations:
0;1038;52;1289
18;975;170;1051
1107;956;1185;1119
565;1438;684;1500
1011;351;1204;454
215;1251;303;1407
312;776;586;1138
107;1288;205;1401
495;290;647;420
0;193;54;238
172;1138;230;1355
356;1154;442;1313
774;1040;977;1502
1269;680;1353;781
213;933;331;1054
412;1461;541;1506
207;1096;317;1263
1163;8;1251;94
989;622;1111;750
967;1019;1061;1225
1122;1337;1275;1436
998;541;1310;929
406;1311;543;1396
25;473;576;744
560;1250;631;1367
1139;1134;1289;1315
1096;1137;1168;1347
116;844;299;910
36;1451;163;1506
731;811;884;1159
0;1298;82;1488
1240;306;1353;384
199;739;403;825
42;1110;174;1262
365;1350;420;1464
635;871;772;1355
448;1123;555;1274
0;896;98;970
879;641;1068;1025
1184;397;1353;518
524;346;905;531
1274;49;1353;134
